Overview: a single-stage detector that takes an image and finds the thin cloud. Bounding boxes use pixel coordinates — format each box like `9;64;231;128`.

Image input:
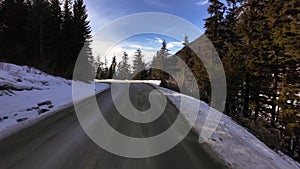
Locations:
196;0;209;6
142;0;167;8
129;44;157;51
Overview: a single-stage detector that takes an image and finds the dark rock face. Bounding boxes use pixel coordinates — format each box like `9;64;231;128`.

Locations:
17;118;28;123
37;100;52;106
38;109;49;115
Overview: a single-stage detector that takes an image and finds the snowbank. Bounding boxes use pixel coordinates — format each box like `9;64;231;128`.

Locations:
157;86;300;169
95;79;161;86
0;62;110;135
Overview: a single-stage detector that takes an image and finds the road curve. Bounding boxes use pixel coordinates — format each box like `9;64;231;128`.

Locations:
0;83;225;169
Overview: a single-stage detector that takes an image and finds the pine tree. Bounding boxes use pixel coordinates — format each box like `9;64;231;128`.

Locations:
0;0;93;80
60;0;74;77
174;36;211;102
104;55;108;69
150;40;169;79
132;49;146;80
270;0;300;147
233;0;268;118
205;0;232;110
95;66;102;80
221;0;244;116
199;0;300;160
72;0;93;81
26;0;53;70
73;41;94;82
108;56;117;79
95;55;104;79
116;61;122;79
204;0;226;57
118;52;131;79
183;35;189;46
0;0;29;64
73;0;92;47
48;0;63;74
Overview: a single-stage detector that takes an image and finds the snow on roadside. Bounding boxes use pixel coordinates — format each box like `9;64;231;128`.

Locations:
157;86;300;169
0;62;110;134
95;79;161;86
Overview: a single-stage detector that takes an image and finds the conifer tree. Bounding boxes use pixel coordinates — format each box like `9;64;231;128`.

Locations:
0;0;93;80
48;0;62;74
118;52;131;79
72;0;93;81
132;49;146;79
61;0;74;77
204;0;226;57
221;0;244;115
0;0;29;64
151;40;169;79
27;0;53;70
108;56;117;79
269;0;300;140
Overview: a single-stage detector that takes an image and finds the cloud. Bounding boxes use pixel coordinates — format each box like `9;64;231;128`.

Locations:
196;0;209;5
129;45;142;49
154;38;183;49
107;45;157;64
167;41;183;49
155;37;163;44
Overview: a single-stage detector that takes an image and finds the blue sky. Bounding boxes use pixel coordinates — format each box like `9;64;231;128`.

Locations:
84;0;212;64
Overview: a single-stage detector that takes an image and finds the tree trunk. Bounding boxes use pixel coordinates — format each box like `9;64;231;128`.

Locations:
243;72;250;118
254;89;259;121
39;15;45;69
271;66;278;128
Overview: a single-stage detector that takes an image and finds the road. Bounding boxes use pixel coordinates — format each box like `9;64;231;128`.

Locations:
0;83;225;169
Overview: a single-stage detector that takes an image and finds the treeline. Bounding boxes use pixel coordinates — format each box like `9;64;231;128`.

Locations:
96;49;148;80
96;40;177;82
178;0;299;160
0;0;93;79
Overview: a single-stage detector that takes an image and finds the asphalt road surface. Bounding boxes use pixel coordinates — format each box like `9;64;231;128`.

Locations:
0;83;225;169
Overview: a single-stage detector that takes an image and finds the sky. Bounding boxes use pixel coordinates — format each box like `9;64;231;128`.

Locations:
84;0;212;64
